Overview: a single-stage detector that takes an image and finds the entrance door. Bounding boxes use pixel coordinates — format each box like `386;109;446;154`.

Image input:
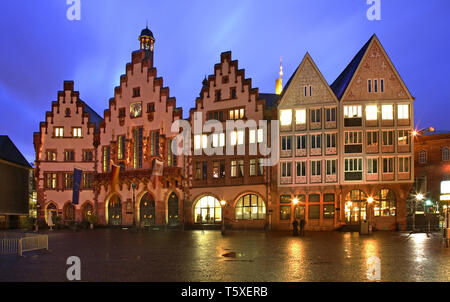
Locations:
108;195;122;225
168;193;179;226
140;193;155;226
344;190;367;224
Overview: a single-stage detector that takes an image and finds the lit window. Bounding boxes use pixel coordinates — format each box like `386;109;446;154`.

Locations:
72;127;82;137
235;194;266;220
239;108;244;119
237;131;244;145
398;104;409;119
366;105;378;121
249;130;256;144
55;127;64;137
194;135;201;150
398;130;410;145
295;109;306;124
257;129;264;143
381;105;393;120
280;109;292;126
344;105;362;118
230;131;237;146
201;134;207;149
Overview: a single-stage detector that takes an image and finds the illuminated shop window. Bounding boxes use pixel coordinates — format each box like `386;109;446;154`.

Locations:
194;195;222;224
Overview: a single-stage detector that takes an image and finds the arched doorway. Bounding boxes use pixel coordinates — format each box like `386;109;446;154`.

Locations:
235;194;266;220
140;192;155;226
46;203;57;224
82;203;93;221
194;195;221;224
63;203;75;221
345;189;367;224
168;192;179;226
108;194;122;225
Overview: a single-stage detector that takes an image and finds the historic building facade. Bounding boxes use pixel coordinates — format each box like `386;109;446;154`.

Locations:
34;27;184;227
414;131;450;214
186;51;278;229
34;30;415;231
276;35;415;230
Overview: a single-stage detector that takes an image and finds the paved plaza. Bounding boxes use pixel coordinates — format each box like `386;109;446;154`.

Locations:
1;229;449;282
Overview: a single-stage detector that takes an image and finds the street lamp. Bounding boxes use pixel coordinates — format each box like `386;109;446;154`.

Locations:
132;183;137;230
220;200;226;235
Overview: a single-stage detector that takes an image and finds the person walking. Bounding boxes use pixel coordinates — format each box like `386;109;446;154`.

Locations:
292;219;299;236
299;218;306;236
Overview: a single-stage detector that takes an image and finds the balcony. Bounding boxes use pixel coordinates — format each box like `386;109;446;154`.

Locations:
398;171;411;180
366;172;378;181
280;149;292;158
295;123;306;131
397;118;410;126
382;172;394;181
366;144;379;154
381;145;394;153
325;147;337;155
397;144;410;153
310;122;322;130
310;175;322;184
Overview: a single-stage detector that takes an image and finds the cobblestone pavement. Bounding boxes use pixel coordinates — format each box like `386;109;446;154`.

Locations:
1;229;449;282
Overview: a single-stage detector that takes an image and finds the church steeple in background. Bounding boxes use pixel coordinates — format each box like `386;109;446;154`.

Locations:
275;57;283;95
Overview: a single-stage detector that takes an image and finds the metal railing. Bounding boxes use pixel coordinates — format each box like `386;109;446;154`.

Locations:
0;233;48;256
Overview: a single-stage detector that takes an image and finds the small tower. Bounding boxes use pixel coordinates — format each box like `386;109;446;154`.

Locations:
275;57;283;95
139;25;155;51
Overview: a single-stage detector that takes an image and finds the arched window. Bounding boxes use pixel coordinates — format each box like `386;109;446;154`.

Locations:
443;147;449;161
194;195;221;224
82;203;93;221
374;189;396;216
419;150;426;164
235;194;266;220
64;203;75;221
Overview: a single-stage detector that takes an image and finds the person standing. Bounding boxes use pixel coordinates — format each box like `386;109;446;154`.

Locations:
299;218;306;236
292;219;299;236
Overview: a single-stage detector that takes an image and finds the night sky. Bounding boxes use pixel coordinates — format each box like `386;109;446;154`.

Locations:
1;0;449;162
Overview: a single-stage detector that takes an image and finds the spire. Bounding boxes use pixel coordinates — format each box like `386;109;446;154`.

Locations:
275;56;283;95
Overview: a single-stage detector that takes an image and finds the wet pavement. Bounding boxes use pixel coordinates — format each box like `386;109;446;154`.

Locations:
1;229;449;282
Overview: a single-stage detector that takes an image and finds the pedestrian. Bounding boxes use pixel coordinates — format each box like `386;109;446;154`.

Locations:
292;219;299;236
299;218;306;236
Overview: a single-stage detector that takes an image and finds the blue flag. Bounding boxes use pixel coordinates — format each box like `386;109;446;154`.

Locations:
72;168;82;205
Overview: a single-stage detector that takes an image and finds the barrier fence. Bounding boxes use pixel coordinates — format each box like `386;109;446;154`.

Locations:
0;233;48;256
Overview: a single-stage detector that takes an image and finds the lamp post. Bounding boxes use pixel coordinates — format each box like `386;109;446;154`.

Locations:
220;200;226;235
132;183;137;230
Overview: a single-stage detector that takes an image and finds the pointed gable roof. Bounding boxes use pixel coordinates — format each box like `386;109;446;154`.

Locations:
279;52;338;107
330;35;373;100
0;135;31;168
331;34;414;101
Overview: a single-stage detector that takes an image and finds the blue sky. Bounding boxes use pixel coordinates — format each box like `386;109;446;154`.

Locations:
0;0;449;162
